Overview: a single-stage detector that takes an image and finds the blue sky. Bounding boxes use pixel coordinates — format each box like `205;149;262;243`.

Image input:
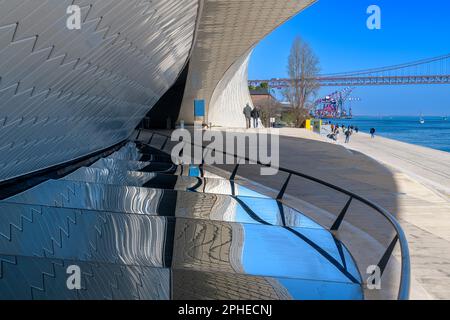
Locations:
248;0;450;116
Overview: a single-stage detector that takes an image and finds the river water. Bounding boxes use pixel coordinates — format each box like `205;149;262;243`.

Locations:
327;116;450;152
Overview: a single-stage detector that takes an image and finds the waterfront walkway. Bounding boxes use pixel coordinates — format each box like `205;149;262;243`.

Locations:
330;129;450;299
221;127;450;299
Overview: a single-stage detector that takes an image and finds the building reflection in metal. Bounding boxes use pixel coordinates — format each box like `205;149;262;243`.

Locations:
0;203;167;268
0;142;364;300
62;167;270;199
5;180;324;229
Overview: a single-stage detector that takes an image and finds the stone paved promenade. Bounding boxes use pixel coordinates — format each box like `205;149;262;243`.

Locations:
225;127;450;299
151;127;449;299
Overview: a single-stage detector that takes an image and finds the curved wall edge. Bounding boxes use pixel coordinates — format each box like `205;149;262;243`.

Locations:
0;0;198;182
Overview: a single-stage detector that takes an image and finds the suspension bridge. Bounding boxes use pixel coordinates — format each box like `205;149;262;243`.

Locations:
249;54;450;87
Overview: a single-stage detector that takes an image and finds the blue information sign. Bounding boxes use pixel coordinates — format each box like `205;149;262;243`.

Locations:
194;99;205;117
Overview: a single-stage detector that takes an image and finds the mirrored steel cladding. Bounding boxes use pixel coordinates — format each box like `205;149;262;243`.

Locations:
0;142;364;300
5;179;321;229
62;167;270;199
0;254;171;300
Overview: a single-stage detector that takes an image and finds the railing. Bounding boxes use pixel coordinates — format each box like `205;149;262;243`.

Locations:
139;130;411;300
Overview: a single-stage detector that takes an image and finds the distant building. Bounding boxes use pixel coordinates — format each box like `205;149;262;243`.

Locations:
250;89;276;106
249;89;284;126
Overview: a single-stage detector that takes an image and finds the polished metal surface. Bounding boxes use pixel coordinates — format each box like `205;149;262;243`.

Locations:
106;142;143;161
0;0;198;182
0;203;168;268
5;179;323;229
63;167;270;198
173;269;362;300
0;142;364;300
172;217;361;284
91;158;150;171
0;255;170;300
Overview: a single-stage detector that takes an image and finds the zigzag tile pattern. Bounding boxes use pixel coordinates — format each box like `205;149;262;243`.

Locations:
0;255;170;300
0;203;167;267
0;138;364;300
0;0;198;182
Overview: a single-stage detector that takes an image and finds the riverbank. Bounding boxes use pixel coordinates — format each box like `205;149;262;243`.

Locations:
328;116;450;153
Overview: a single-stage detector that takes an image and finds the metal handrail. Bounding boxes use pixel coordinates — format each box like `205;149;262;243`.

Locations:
141;130;410;300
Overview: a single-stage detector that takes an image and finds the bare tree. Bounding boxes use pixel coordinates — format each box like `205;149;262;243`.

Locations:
258;89;283;127
283;37;320;127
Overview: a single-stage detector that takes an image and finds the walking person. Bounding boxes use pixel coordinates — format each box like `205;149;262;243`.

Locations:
243;103;252;129
345;127;352;143
251;106;260;128
370;127;376;138
255;106;261;128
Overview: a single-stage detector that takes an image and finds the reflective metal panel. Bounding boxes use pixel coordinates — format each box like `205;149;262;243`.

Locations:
106;142;143;161
0;142;364;300
64;167;160;186
0;0;198;182
91;158;150;171
0;203;168;268
5;180;176;216
173;269;363;300
63;167;270;198
5;180;323;229
172;218;361;285
0;255;170;300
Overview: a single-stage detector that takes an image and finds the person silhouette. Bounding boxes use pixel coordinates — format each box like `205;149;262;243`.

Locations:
243;103;252;129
